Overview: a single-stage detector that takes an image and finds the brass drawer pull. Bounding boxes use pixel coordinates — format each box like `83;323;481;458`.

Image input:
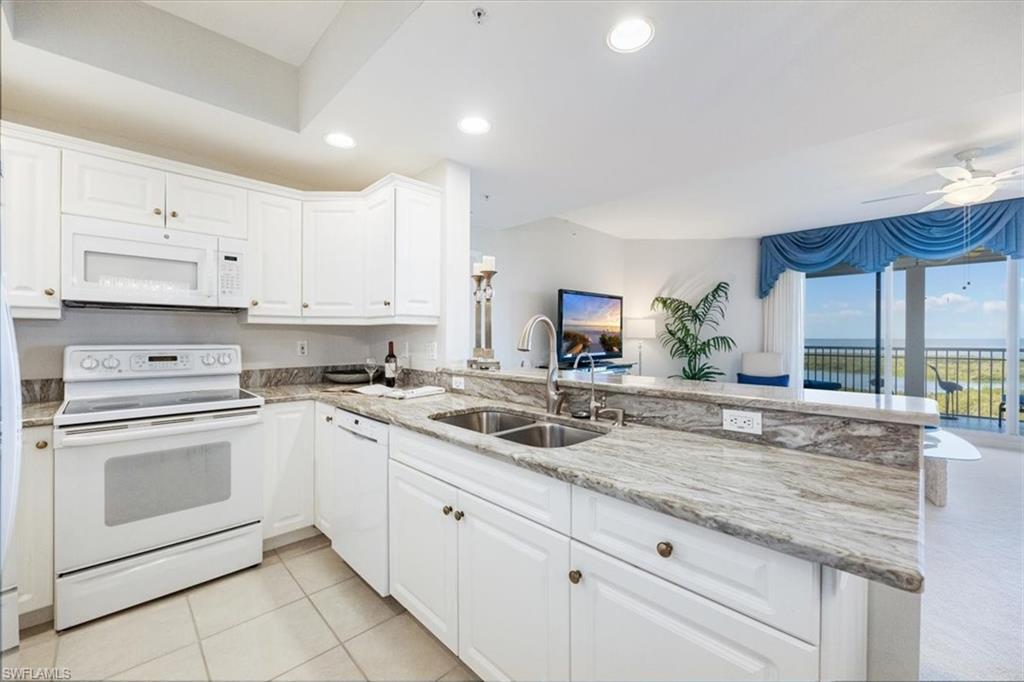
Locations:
44;288;55;296
568;570;582;584
153;208;162;215
442;505;453;516
325;415;333;423
170;210;179;218
302;302;310;309
35;440;48;450
657;541;673;558
251;299;259;307
453;510;464;521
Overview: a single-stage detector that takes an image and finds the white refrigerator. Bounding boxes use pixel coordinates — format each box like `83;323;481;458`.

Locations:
1;275;24;649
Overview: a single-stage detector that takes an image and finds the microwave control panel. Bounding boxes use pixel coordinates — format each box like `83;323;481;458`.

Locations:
217;238;247;308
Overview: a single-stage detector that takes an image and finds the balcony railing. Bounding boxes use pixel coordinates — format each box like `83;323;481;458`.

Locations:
804;345;1024;422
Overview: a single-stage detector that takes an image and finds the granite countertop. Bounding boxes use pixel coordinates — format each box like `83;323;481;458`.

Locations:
23;383;924;592
22;401;62;428
441;366;940;427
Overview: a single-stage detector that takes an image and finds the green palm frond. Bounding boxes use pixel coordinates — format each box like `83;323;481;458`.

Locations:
650;282;735;382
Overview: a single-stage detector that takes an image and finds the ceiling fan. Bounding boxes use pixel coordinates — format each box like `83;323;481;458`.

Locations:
863;148;1023;212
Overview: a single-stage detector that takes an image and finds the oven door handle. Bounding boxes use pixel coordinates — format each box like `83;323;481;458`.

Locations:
56;411;262;447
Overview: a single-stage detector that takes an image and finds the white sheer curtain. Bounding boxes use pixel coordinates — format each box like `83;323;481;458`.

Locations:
762;270;805;388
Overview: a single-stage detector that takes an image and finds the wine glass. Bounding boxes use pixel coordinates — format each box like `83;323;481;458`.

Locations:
364;357;377;385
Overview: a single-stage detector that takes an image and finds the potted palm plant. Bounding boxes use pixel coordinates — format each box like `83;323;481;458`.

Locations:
650;281;736;381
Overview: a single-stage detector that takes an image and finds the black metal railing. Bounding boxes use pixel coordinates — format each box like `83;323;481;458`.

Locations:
804;345;1023;421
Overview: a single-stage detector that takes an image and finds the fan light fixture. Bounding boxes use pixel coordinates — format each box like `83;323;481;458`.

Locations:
944;185;997;206
607;18;654;53
458;116;491;135
323;132;356;149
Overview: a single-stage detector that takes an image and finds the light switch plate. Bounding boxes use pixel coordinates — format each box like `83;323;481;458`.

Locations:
451;376;466;390
722;408;762;435
426;342;438;360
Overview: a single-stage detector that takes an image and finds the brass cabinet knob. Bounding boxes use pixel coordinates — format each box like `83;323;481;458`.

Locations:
384;300;391;307
453;510;465;521
442;505;453;516
656;541;673;558
153;208;162;215
35;440;48;450
325;415;333;423
250;299;259;307
568;570;582;584
170;210;179;218
302;302;310;309
43;288;55;296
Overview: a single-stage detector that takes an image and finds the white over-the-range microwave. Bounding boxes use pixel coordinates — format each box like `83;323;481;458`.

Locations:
61;214;247;309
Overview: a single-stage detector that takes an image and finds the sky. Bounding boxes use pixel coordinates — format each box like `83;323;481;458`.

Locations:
562;292;622;329
805;259;1021;341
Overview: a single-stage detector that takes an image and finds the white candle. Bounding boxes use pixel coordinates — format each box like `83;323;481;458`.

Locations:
472;262;484;276
482;255;496;271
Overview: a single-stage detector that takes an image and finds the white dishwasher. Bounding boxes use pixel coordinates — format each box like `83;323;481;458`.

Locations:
331;409;390;596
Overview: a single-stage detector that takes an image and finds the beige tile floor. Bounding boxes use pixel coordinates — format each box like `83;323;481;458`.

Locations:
1;533;480;682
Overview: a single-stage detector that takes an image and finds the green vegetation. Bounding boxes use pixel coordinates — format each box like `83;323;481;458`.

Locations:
651;282;736;382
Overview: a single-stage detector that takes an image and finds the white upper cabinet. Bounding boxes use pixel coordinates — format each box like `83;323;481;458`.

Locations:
394;185;441;318
62;151;166;227
363;186;396;318
1;137;61;318
165;173;247;238
247;191;302;319
302;200;365;319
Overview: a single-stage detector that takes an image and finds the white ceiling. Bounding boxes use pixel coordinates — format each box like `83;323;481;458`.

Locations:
142;1;345;66
2;1;1021;240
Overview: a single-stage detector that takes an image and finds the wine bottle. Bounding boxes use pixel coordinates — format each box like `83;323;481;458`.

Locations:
384;341;398;388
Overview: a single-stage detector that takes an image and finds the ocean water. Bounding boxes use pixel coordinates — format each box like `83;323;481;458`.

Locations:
806;338;1011;348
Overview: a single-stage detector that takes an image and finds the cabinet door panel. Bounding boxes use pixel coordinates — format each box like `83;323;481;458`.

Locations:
165;173;247;238
570;542;818;681
248;192;302;318
394;187;440;317
313;403;335;539
1;137;61;318
302;201;364;318
61;151;165;226
363;187;395;318
388;461;458;652
262;402;314;539
457;490;570;682
16;427;54;614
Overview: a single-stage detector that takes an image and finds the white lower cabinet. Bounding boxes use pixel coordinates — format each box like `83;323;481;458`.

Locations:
457;489;570;682
569;541;818;681
262;402;315;539
313;403;336;539
388;460;459;651
16;427;54;616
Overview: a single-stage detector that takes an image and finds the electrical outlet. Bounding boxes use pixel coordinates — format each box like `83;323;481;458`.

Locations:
296;340;308;357
451;376;466;390
722;409;762;435
426;341;438;361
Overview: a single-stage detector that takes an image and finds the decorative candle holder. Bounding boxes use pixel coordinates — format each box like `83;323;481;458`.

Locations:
468;269;501;370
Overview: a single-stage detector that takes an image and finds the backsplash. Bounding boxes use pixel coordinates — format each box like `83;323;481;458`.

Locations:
21;378;64;404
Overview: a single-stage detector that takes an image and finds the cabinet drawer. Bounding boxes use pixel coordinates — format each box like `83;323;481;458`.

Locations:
390;428;571;534
570;542;818;681
572;487;820;644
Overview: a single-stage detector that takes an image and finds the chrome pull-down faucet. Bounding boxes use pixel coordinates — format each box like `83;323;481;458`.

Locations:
573;351;626;426
517;314;565;415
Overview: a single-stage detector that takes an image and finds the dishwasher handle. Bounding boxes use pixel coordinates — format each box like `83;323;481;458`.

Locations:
336;422;379;444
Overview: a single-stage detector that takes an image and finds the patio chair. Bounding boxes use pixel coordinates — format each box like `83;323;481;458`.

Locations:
998;394;1024;428
928;365;964;417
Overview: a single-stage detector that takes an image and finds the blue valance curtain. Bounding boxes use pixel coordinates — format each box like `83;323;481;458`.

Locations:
759;197;1024;298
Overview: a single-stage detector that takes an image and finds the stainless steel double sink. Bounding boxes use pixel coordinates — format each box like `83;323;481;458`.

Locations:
430;409;604;448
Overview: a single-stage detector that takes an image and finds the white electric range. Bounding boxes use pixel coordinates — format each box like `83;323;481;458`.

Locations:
52;345;265;630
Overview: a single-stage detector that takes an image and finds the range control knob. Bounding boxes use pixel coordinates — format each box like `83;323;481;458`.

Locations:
201;354;217;366
217;353;232;365
102;356;120;370
80;356;99;370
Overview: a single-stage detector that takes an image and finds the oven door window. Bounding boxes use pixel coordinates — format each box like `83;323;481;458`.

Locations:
104;442;231;526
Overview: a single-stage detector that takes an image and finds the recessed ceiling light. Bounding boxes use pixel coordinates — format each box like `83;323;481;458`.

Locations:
323;132;356;149
607;17;654;53
458;116;491;135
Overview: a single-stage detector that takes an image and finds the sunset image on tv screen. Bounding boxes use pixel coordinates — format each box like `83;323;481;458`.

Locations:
561;293;622;357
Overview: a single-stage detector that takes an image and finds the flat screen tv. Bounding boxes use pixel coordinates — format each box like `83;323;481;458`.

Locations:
556;289;624;362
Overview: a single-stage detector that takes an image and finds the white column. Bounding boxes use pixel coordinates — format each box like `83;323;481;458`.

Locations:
1006;258;1020;437
762;270;806;389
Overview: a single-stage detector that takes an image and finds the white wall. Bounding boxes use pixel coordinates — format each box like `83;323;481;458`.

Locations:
623;238;762;380
471;220;762;378
14;309;372;379
472;218;626;369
